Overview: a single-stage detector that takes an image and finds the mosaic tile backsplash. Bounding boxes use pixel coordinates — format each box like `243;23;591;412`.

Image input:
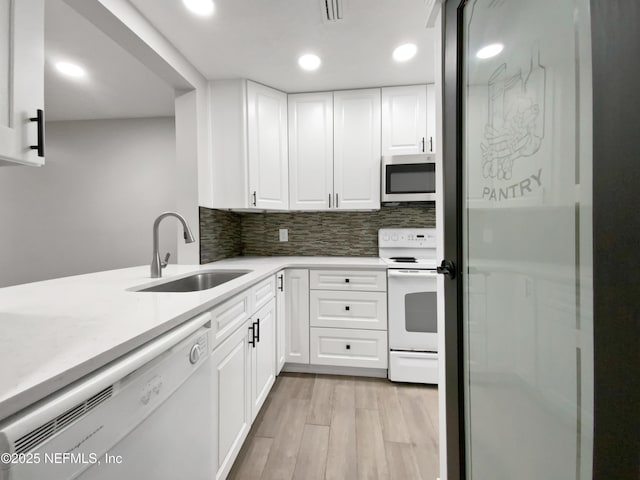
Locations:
199;208;242;263
199;205;435;263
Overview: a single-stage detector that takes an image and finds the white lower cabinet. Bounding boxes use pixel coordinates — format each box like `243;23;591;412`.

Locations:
211;321;252;480
275;270;286;374
284;269;310;364
308;268;388;370
250;298;276;421
210;276;276;480
310;327;388;369
209;268;388;479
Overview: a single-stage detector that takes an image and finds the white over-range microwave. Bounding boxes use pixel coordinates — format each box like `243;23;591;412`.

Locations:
381;154;437;203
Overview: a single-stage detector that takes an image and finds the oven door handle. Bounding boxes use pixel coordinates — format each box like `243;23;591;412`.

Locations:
388;269;438;278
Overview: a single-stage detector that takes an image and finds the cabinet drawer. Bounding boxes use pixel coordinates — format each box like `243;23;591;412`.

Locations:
210;292;251;350
310;327;388;369
252;275;276;313
310;290;387;330
310;270;387;292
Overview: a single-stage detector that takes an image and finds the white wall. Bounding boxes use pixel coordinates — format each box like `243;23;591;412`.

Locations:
0;117;178;287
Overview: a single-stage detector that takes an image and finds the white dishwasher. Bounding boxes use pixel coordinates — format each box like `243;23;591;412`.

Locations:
0;315;212;480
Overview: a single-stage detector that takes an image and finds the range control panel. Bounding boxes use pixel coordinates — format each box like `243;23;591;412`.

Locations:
378;228;437;249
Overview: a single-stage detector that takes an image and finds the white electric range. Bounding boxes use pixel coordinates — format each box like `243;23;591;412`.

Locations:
379;228;439;384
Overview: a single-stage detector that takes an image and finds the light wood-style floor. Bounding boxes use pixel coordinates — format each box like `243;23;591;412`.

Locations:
228;373;439;480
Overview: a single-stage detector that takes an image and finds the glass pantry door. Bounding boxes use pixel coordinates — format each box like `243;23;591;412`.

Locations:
461;0;593;478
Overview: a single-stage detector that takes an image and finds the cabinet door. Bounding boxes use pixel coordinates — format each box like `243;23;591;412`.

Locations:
426;84;436;153
211;321;252;480
0;0;44;166
250;298;276;421
381;85;427;156
275;270;286;374
285;269;310;364
247;81;289;210
288;92;334;210
333;89;381;210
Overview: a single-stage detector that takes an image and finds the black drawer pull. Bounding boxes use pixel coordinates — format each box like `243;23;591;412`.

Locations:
248;324;255;348
346;344;351;350
345;305;350;311
344;278;350;283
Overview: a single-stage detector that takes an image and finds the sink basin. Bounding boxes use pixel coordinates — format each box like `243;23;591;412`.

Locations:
137;270;250;293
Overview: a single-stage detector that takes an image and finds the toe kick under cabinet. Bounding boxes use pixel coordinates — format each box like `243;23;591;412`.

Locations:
309;269;388;369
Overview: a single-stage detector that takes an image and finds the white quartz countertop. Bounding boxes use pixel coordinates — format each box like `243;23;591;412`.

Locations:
0;256;386;421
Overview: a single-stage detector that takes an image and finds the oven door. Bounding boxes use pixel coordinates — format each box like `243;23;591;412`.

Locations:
387;269;438;351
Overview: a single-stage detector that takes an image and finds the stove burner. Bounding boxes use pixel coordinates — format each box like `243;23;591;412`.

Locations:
389;257;417;263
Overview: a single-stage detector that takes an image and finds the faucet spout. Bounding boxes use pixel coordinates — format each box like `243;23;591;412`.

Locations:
151;212;195;278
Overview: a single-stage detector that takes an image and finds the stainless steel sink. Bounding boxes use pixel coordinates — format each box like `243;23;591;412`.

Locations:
137;270;250;293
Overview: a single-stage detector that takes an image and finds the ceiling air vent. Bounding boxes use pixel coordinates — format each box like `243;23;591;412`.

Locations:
323;0;344;22
14;386;113;455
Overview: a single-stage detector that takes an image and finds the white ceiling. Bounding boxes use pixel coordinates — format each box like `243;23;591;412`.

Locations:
128;0;435;93
45;0;175;121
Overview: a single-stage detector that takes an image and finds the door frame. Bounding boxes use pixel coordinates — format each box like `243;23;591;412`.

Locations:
442;1;466;479
590;2;640;478
442;0;640;478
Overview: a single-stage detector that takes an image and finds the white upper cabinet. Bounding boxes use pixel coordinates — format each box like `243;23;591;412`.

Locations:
209;79;288;210
333;88;381;210
426;84;436;153
288;92;334;210
381;85;427;156
0;0;44;166
247;81;289;210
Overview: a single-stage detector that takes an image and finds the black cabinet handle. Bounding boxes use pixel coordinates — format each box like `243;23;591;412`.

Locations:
344;278;350;283
429;137;433;152
29;109;45;158
278;275;284;292
346;344;351;350
345;305;350;311
252;191;257;206
248;324;255;348
421;137;425;152
328;193;332;208
336;193;339;208
255;319;260;343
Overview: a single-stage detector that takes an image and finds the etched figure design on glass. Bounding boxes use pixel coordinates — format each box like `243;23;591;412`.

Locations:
481;48;546;181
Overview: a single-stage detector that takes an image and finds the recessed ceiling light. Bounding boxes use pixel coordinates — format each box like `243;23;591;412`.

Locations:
183;0;214;16
55;62;86;78
393;43;417;63
298;54;321;71
476;43;504;59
